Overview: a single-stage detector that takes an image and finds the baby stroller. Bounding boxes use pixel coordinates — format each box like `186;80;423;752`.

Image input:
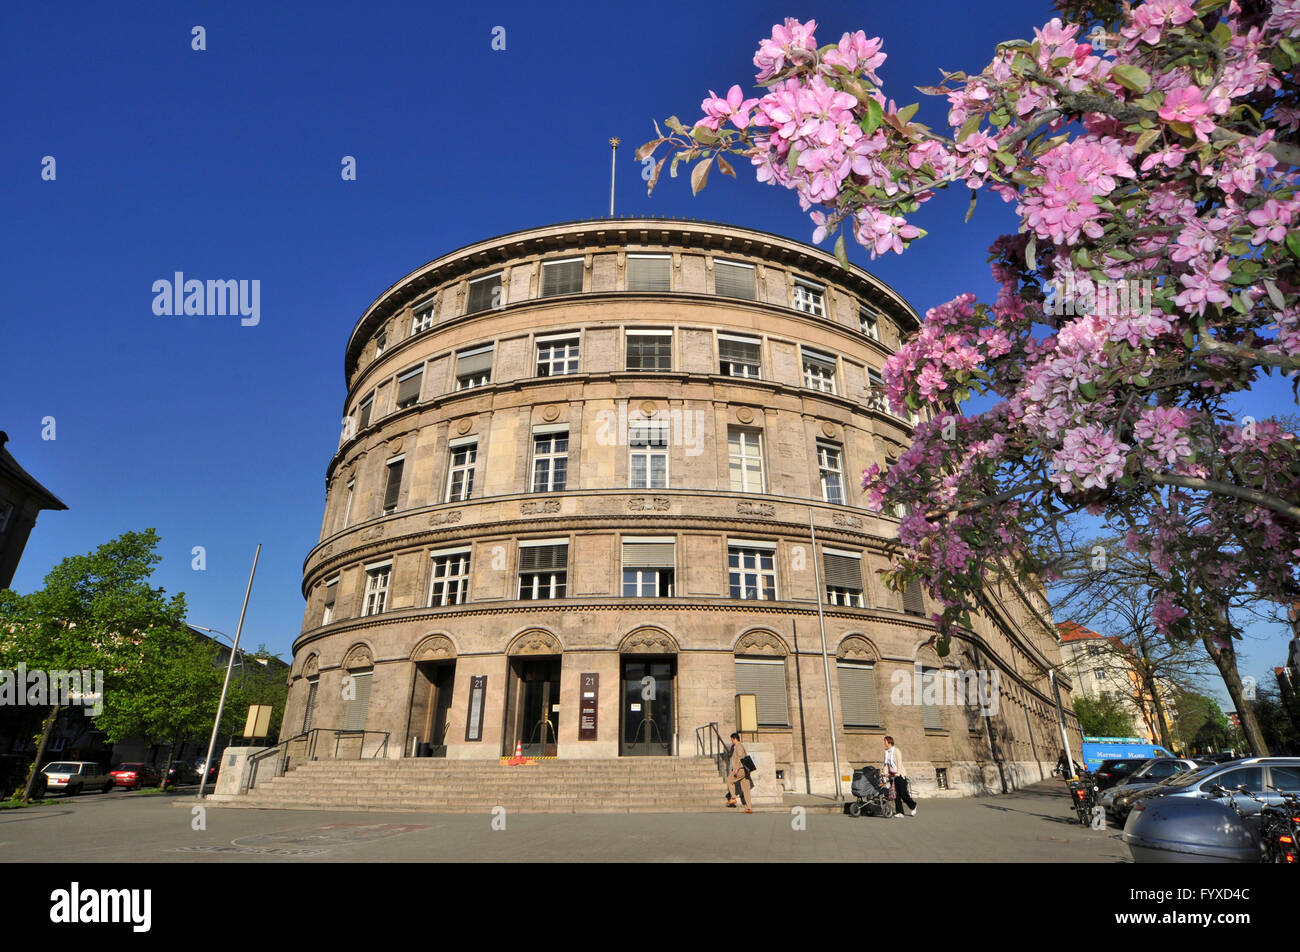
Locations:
849;765;895;818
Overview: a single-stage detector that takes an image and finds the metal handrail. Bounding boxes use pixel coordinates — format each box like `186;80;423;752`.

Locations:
694;722;731;778
245;728;390;791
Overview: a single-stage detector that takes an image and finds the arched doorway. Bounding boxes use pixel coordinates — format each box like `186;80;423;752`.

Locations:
504;630;563;757
408;635;457;757
619;628;678;756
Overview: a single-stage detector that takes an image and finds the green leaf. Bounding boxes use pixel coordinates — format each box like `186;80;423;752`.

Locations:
1134;375;1150;388
1112;64;1151;92
897;102;919;125
1133;128;1161;154
1079;381;1098;399
1025;235;1037;271
862;97;884;136
1286;232;1300;259
957;113;982;143
665;115;687;135
1183;328;1196;349
834;234;850;269
965;190;978;223
787;147;801;174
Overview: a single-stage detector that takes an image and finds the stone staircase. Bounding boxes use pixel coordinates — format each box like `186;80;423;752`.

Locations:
225;757;744;813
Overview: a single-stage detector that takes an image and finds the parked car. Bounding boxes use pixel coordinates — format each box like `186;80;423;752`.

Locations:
1122;757;1300;820
164;762;199;786
42;761;115;796
0;755;46;799
1092;758;1156;791
109;763;162;790
1099;757;1201;822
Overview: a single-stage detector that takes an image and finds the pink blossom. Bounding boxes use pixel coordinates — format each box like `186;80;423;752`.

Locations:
1174;257;1233;315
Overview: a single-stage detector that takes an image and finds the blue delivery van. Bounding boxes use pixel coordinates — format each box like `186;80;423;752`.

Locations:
1079;736;1174;769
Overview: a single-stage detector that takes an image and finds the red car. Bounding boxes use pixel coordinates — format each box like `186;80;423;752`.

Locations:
109;763;163;790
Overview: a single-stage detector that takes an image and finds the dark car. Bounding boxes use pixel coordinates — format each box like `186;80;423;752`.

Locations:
110;763;162;790
1102;758;1201;823
164;762;199;786
1093;758;1155;791
1122;757;1300;819
0;755;46;799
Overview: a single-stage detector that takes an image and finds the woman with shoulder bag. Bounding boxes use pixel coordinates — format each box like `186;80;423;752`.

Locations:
726;731;755;813
884;735;917;817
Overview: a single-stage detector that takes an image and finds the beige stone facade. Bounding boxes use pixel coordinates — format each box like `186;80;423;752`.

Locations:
284;219;1082;796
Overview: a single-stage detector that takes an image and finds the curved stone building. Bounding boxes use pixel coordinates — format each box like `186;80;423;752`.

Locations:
284;218;1081;796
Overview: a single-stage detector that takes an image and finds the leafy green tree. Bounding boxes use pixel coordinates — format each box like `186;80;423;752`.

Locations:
1246;684;1299;756
1071;694;1133;738
1172;690;1231;753
0;530;186;801
93;628;226;787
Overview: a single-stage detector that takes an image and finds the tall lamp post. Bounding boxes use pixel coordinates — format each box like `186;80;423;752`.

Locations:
196;543;261;800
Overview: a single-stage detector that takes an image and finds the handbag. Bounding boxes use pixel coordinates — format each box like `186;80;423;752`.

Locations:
741;754;757;773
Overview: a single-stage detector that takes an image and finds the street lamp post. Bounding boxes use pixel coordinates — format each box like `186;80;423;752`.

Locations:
196;543;261;800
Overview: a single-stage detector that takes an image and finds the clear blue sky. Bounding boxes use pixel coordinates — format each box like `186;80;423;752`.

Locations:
2;1;1292;698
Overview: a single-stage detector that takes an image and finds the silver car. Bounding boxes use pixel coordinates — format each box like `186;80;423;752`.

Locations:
1099;757;1201;821
1123;757;1300;820
41;761;115;796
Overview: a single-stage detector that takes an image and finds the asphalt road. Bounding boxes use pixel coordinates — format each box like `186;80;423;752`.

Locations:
0;780;1131;862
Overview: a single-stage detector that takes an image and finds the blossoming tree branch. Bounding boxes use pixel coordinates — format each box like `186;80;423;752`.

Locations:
640;1;1300;658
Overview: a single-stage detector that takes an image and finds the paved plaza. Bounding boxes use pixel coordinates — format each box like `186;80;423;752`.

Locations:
0;781;1130;862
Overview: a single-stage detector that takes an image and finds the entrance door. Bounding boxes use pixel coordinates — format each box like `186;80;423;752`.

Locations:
411;661;456;756
621;659;674;756
506;658;561;757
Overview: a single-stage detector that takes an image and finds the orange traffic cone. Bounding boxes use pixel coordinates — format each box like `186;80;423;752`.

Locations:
508;740;524;765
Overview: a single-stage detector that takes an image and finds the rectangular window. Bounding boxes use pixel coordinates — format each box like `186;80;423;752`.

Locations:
446;441;477;502
626;254;671;292
718;334;761;378
838;661;880;728
729;542;777;600
792;280;825;316
803;349;838;393
728;428;764;493
626;331;672;372
735;657;790;727
455;345;493;389
382;457;405;514
531;430;569;492
342;670;373;731
518;541;568;600
621;538;675;597
374;329;387;357
902;579;926;616
823;549;863;607
629;420;669;489
541;258;583;297
341;479;355;529
714;259;756;299
412;300;436;335
1094;668;1107;681
536;335;579;376
921;668;943;729
818;442;844;504
358;392;374;430
466;272;502;314
866;369;888;412
321;578;338;625
1087;644;1101;657
395;366;423;409
429;548;471;607
302;678;319;732
362;564;391;617
859;303;881;340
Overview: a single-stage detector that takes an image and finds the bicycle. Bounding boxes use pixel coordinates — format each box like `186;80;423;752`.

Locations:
1207;783;1299;864
1067;771;1099;826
